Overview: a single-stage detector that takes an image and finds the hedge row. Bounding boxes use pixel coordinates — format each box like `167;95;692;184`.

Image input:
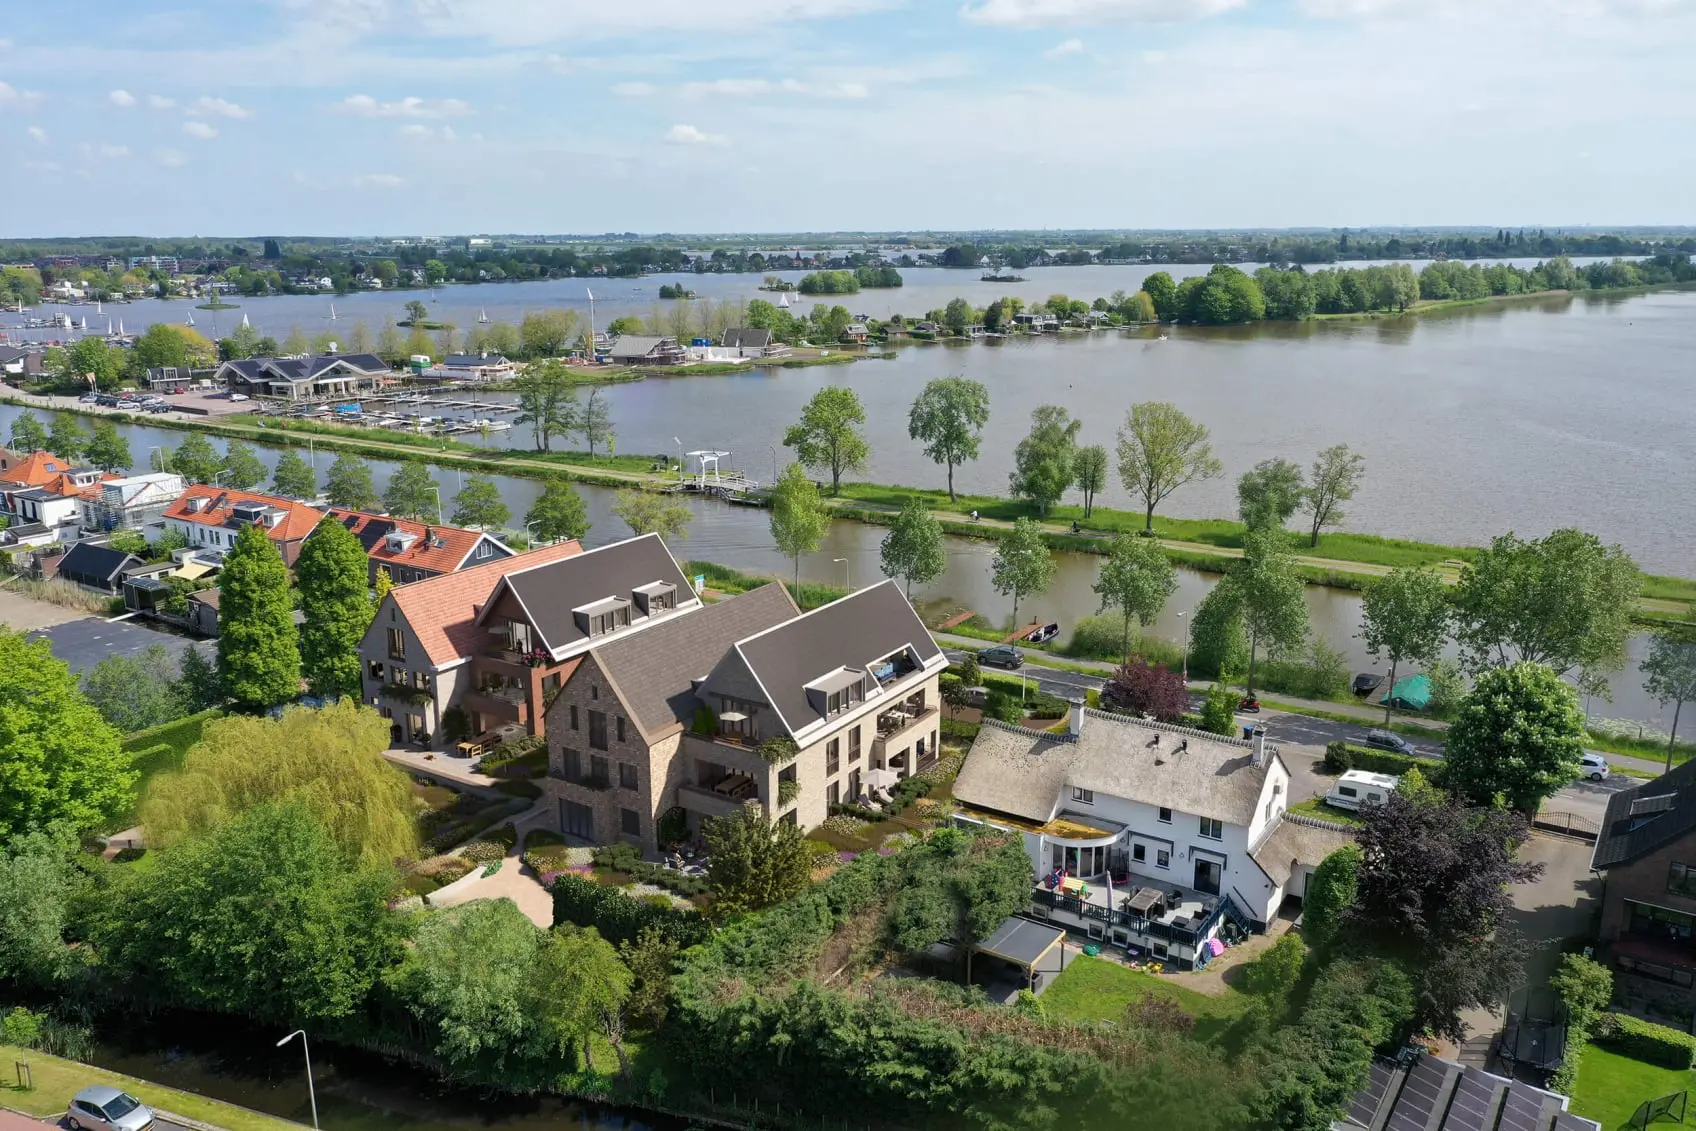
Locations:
1322;741;1445;780
549;871;710;949
122;708;225;765
1594;1012;1696;1069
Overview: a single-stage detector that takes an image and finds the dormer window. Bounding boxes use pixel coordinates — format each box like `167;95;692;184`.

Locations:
575;595;632;637
632;580;676;617
805;667;867;718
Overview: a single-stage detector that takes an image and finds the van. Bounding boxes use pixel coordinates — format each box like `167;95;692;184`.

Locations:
1325;769;1399;811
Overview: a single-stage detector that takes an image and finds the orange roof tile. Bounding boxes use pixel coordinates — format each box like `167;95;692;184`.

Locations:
389;539;583;668
0;450;75;487
324;508;506;576
164;483;325;543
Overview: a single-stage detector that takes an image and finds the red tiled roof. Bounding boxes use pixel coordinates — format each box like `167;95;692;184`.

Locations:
389;539;583;668
324;508;505;576
0;449;74;487
164;483;324;543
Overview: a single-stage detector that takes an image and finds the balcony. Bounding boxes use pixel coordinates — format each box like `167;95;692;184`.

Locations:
464;683;530;724
1027;876;1251;965
871;705;939;763
678;779;760;819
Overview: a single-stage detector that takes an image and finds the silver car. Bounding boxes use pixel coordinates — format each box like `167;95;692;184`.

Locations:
68;1086;155;1131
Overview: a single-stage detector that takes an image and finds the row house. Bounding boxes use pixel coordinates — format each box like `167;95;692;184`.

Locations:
1592;760;1696;1008
325;509;512;586
0;450;113;542
162;485;324;565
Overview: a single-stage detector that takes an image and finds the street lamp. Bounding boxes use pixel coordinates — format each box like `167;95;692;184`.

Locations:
673;436;683;482
524;519;544;548
149;445;168;473
275;1030;319;1131
832;557;849;591
1177;609;1193;684
429;485;444;525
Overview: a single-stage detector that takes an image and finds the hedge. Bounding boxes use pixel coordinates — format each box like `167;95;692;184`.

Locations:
122;708;225;767
1323;741;1445;780
1594;1012;1696;1069
549;872;709;949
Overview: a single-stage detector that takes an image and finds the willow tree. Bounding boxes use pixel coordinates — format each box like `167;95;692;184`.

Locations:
141;700;417;865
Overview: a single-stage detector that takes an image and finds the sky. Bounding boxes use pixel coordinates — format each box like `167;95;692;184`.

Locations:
2;0;1694;237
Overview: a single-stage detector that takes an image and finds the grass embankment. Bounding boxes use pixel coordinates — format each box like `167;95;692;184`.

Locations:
1041;955;1255;1049
1568;1042;1695;1131
0;1042;308;1131
684;560;848;611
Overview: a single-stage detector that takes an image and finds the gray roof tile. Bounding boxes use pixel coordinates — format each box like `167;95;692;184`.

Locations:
1592;759;1696;870
492;532;696;657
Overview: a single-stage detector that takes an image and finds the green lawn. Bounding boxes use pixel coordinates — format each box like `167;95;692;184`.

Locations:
1288;797;1366;827
1041;955;1253;1048
1569;1043;1696;1131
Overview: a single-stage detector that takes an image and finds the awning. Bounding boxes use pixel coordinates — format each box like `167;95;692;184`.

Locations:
718;711;748;722
173;561;215;579
974;917;1066;971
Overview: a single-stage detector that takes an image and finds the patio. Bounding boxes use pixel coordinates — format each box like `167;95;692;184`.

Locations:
1028;870;1247;969
1039;871;1221;936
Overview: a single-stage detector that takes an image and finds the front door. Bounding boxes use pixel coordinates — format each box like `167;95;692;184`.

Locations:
561;799;594;842
1193;857;1222;896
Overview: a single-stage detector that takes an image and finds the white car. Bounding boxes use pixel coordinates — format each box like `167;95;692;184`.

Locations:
227;393;249;402
1578;753;1610;782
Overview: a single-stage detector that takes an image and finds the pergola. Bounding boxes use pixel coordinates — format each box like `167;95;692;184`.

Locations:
969;917;1068;995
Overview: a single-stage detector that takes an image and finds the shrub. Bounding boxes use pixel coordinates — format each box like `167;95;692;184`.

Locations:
525;828;565;847
1101;661;1188;721
1323;741;1445;780
550;871;709;949
440;707;468;743
593;841;642;873
1303;844;1361;951
1026;690;1068;719
983;690;1025;725
1200;681;1238;736
1063;613;1128;662
1593;1012;1696;1069
461;840;505;864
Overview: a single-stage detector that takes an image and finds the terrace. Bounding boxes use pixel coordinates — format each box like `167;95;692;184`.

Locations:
1027;871;1251;968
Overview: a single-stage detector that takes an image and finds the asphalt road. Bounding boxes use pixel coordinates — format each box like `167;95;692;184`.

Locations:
28;615;196;676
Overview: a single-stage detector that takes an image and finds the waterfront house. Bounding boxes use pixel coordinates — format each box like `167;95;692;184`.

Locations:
841;322;870;344
162;485;324;565
79;472;186;533
541;578;947;851
322;508;513;586
720;328;777;358
607;335;685;366
215;351;390;400
54;541;144;594
0;346;46;380
1591;759;1696;1009
430;352;516;382
0;450;111;537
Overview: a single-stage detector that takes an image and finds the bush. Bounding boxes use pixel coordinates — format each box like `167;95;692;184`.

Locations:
657;806;688;846
1303;844;1361;951
1027;690;1068;719
1322;741;1444;779
525;828;565;847
983;690;1025;725
1101;661;1188;721
1063;613;1127;662
1593;1012;1696;1069
550;871;709;949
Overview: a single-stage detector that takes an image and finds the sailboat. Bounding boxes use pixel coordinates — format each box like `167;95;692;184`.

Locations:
778;292;791;308
79;316;88;331
106;318;113;336
95;300;103;315
329;303;337;321
185;312;195;327
117;318;125;337
477;308;490;324
241;312;250;327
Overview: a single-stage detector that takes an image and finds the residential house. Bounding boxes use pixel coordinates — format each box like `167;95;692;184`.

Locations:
607;335;685;367
79;472;186;533
0;346;46;380
186;588;222;637
0;451;110;537
54;541;144;593
429;353;517;382
952;708;1353;969
841;322;870;344
542;578;947;851
720;328;777;358
215;352;390;400
356;540;585;747
1591;760;1696;1006
162;485;325;565
1333;1048;1599;1131
323;509;513;586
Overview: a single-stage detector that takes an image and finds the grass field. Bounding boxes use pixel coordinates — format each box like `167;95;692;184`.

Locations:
1040;954;1255;1048
1288;797;1366;827
1568;1043;1696;1131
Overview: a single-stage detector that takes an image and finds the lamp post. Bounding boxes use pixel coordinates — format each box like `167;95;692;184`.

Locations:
149;445;168;473
767;443;778;484
276;1030;318;1131
429;485;444;526
1177;609;1193;684
673;436;683;482
524;519;543;548
832;557;849;591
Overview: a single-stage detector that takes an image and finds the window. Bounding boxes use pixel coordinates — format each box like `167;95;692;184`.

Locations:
1155;849;1170;870
591;754;608;784
620;808;641;837
562;749;581;781
1158;807;1172;824
616;715;626;743
826;738;840;775
570;705;579;730
367;659;384;682
386;627;406;660
1132;843;1146;863
849;725;862;762
588;709;608;750
1670;863;1696;898
1072;787;1094;805
591;685;599;700
561;799;593;840
1199;817;1223;840
619;763;638;791
507;619;532;654
828;781;841;806
588;606;631;636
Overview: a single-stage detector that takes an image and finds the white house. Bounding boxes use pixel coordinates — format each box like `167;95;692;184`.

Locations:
80;472;186;533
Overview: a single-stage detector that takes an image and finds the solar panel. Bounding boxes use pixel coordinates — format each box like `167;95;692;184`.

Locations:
1346;1059;1402;1129
341;514;361;530
1552;1112;1602;1131
1386;1055;1461;1131
1631;794;1677;816
1440;1069;1505;1131
1497;1083;1559;1131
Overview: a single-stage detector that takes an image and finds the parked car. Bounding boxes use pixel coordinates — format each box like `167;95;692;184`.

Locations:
68;1086;155;1131
228;392;249;402
1578;752;1610;782
1363;729;1417;756
978;644;1024;669
78;393;99;403
1325;770;1399;811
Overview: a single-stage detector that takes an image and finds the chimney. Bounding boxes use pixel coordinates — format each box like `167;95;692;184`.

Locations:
1251;730;1266;766
1067;698;1085;737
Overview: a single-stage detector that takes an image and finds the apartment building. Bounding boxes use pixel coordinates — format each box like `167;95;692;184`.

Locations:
1592;759;1696;1008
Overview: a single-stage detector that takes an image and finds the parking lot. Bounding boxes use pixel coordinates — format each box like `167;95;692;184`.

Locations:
28;614;196;676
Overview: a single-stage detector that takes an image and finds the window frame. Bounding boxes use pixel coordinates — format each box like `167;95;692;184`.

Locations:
1199;816;1223;841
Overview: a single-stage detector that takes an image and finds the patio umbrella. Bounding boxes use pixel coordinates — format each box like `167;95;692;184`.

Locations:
864;767;900;790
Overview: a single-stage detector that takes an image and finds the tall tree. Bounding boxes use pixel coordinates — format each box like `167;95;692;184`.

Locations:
1236;531;1309;696
512;359;579;451
281;324;310;355
705;807;814;915
8;410;47;453
403;300;429;325
1302;443;1365;546
879;496;945;598
1009;404;1079;515
1093;532;1178;663
48;413;87;461
0;824;86;986
132;323;215;370
1444;661;1585;813
53;337;123;390
81;645;185;733
907;376;990;501
783;385;868;496
519;309;578;359
175;643;223;712
1237;457;1305;531
166;433;222;484
270;448;317;499
1450;528;1639;679
1115;401;1222;530
83;419;131;472
1642;628;1696;769
611;488;691;541
1073;443;1109;518
216;523;301;711
394;898;548;1070
325;451;379;510
525;477;590;544
576;388;614;457
297;517;375;701
991;517;1056;631
383;460;440;521
0;629;132;839
1359;567;1452;724
1142;271;1178;320
450;474;510;531
219;439;267;491
769;462;829;594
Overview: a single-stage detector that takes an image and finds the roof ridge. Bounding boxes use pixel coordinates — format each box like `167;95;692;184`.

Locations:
1082;706;1261;749
981;718;1075;744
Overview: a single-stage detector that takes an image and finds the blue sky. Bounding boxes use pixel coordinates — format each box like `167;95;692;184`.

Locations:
3;0;1694;236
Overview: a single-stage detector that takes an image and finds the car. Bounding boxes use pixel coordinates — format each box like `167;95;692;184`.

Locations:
68;1086;155;1131
78;393;99;403
1363;729;1417;756
1578;752;1610;782
978;644;1024;669
227;392;249;402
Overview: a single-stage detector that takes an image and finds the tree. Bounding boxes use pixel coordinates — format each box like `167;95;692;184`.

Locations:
1346;792;1540;1040
81;645;185;732
8;410;47;453
907;376;989;500
991;517;1056;630
83;419;131;472
219;439;267;491
1101;661;1187;720
541;926;634;1077
325;451;379;510
1443;662;1586;813
1237;457;1305;531
879;496;945;598
219;321;262;361
53;337;123;390
1450;528;1639;680
704;807;814;914
1236;532;1309;696
0;825;85;986
1199;679;1238;735
1009;404;1079;515
1302;443;1365;546
133;323;214;370
270;448;317;498
1190;577;1248;678
512;359;579;451
1359;567;1451;724
450;474;510;530
176;643;222;711
1116;402;1222;530
526;477;590;543
783;386;868;496
48;413;87;460
1073;443;1109;518
383;460;440;521
1643;629;1696;769
161;433;219;484
576;388;614;457
1093;532;1178;663
1302;844;1360;951
297;517;375;701
97;800;403;1023
1142;271;1178;320
403;300;429;325
0;630;132;839
769;463;828;593
610;488;691;541
215;523;300;711
520;309;578;359
281;324;310;356
620;926;678;1029
605;315;644;337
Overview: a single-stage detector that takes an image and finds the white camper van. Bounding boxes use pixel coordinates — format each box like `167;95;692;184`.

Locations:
1325;769;1399;811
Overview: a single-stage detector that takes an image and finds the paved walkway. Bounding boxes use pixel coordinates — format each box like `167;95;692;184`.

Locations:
427;852;555;927
383;745;502;790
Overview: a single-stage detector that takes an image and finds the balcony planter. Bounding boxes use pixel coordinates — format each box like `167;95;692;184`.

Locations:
381;682;432;705
778;778;801;806
522;648;551;669
757;736;799;766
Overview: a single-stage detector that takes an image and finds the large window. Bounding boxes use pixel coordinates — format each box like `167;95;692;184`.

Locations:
386;627;406;660
589;709;608;751
1630;900;1696;943
1669;863;1696;898
826;738;840;775
561;799;593;841
619;763;638;791
849;725;861;762
1199;817;1223;840
620;808;641;838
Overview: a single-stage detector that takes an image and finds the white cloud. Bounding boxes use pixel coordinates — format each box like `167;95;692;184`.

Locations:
354;172;405;189
1044;37;1086;57
26;125;45;143
182;120;219;140
611;81;656;97
682;77;772;97
108;88;136;107
147;93;177;110
665;123;726;146
826;81;871;98
959;0;1244;27
0;38;12;49
339;93;472;118
154;149;186;168
399;123;456;140
187;96;252;119
0;81;44;109
680;76;872;99
99;143;131;158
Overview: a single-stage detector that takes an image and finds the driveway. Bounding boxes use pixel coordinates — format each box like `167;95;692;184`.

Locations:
0;587;89;632
28;615;196;676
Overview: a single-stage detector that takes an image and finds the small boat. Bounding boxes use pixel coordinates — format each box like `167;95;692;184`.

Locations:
1024;622;1061;645
79;316;87;330
95;301;103;314
1351;673;1385;698
241;312;250;327
778;293;791;308
185;312;195;326
329;303;337;321
477;308;490;324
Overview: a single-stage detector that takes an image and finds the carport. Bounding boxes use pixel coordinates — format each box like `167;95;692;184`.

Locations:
969;916;1068;997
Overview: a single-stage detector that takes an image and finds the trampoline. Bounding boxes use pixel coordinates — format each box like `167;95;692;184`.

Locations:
1499;987;1569;1076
